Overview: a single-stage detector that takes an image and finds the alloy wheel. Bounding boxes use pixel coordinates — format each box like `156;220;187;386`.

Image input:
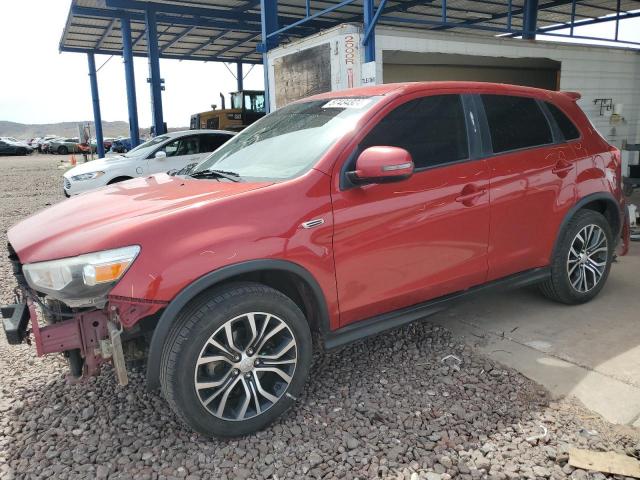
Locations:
193;312;297;421
566;224;608;293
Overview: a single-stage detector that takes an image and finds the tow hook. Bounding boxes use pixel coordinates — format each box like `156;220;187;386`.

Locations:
100;321;128;386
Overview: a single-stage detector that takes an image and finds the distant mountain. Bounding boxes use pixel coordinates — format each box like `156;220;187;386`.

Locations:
0;121;189;140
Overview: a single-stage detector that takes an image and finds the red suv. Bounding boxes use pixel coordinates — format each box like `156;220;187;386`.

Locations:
2;82;629;437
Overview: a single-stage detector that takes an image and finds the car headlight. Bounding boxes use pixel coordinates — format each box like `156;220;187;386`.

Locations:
22;246;140;308
71;171;105;181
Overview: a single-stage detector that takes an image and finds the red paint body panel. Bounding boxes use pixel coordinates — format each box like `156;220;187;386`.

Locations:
6;82;626;340
485;142;577;280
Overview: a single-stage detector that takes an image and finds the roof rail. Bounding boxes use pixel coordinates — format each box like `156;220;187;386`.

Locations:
561;91;582;101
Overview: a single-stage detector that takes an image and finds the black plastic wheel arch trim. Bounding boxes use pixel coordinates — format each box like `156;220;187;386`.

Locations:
553;192;623;255
146;259;331;390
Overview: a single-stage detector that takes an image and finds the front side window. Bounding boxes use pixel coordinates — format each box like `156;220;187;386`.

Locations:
360;95;469;169
163;136;199;157
193;96;383;181
481;95;552;153
245;93;266;113
545;102;580;140
124;135;169;158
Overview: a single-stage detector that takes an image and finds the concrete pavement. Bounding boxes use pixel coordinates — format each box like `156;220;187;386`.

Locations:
429;235;640;426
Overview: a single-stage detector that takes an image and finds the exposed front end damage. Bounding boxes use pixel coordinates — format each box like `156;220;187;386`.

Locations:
1;242;165;385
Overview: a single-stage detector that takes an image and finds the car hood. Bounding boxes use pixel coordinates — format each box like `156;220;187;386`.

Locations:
63;155;132;176
8;174;273;263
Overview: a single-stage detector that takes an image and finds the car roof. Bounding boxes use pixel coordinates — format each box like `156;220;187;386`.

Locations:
161;129;236;139
304;81;566;103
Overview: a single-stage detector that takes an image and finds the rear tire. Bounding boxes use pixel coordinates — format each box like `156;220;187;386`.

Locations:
159;282;312;438
58;146;68;155
540;209;613;304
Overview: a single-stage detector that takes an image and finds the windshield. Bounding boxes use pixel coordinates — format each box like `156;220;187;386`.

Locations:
193;97;382;181
124;135;169;157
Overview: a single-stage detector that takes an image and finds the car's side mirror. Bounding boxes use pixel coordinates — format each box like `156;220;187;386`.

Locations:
347;146;414;185
155;150;167;159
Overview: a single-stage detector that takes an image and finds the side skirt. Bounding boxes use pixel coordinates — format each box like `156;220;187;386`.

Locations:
323;267;550;350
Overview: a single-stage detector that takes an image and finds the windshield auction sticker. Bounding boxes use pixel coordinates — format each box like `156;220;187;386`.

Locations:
322;98;371;109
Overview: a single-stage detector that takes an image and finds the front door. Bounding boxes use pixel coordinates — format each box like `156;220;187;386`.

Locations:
331;94;491;326
149;135;205;174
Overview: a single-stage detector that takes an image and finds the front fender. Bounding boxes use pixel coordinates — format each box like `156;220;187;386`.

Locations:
145;259;329;390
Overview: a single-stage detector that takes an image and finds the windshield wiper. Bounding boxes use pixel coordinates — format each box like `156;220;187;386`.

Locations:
190;169;241;182
169;162;198;176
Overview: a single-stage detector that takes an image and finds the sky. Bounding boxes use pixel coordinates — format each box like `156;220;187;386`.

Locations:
0;1;638;129
0;0;264;128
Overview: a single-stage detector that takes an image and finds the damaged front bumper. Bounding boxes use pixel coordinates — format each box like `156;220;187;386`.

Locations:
1;297;129;385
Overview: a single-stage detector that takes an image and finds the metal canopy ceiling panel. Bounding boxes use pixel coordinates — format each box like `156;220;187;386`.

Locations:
60;0;640;63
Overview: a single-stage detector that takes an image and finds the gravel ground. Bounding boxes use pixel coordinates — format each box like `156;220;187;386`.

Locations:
1;154;639;480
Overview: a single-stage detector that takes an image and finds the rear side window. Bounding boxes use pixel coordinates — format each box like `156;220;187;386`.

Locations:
200;134;230;153
360;95;468;169
545;102;580;140
481;95;552;153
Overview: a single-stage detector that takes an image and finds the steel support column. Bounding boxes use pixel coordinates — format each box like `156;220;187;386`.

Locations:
363;0;375;62
121;15;140;147
522;0;539;40
145;8;166;135
236;62;244;91
259;0;278;112
87;53;105;159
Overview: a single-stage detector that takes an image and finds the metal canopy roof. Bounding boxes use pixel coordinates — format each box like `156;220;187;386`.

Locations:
60;0;640;64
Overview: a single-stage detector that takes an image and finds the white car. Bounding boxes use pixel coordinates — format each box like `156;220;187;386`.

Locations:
63;129;235;196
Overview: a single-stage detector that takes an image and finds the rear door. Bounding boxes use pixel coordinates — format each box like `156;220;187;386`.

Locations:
478;94;577;281
200;133;232;155
331;93;491;326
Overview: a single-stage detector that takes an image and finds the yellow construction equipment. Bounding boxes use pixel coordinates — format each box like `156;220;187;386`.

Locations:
190;90;266;131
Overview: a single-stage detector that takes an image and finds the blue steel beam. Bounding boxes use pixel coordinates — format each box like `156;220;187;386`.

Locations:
186;32;227;56
106;0;260;23
363;0;375;62
267;0;355;38
145;8;166;136
161;26;197;52
215;34;261;58
96;18;116;48
522;0;540;39
70;5;326;41
237;62;244;91
71;6;261;33
87;53;105;158
133;29;146;47
120;15;141;147
60;45;262;63
535;8;640;34
434;0;573;31
380;15;521;34
260;0;278;112
362;0;389;45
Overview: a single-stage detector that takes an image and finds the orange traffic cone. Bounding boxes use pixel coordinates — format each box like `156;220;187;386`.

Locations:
70;154;77;166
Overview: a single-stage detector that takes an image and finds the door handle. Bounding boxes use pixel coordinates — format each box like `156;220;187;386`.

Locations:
456;186;487;205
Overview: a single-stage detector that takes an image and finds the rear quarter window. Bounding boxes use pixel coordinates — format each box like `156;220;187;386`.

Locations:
545;102;581;140
481;94;553;154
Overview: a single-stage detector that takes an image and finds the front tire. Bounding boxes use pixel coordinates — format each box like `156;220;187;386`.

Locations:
159;282;312;437
58;146;68;155
540;209;613;304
